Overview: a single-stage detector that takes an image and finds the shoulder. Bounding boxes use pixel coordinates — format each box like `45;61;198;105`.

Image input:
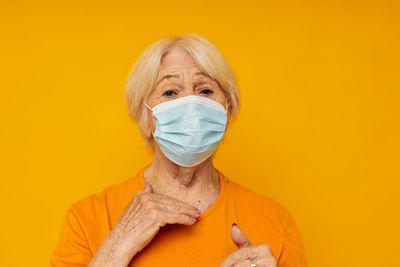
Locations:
68;167;146;234
51;168;146;262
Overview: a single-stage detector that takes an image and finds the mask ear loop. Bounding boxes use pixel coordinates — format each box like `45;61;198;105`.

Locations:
144;103;153;112
143;103;155;138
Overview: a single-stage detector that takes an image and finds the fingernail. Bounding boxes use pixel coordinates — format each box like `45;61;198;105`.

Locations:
194;207;201;215
192;218;197;223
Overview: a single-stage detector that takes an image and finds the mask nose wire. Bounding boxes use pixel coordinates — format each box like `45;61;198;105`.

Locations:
145;99;227;113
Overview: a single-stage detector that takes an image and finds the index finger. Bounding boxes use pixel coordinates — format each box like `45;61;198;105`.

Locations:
151;192;201;216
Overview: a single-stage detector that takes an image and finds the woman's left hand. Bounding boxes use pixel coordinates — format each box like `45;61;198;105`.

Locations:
219;224;278;267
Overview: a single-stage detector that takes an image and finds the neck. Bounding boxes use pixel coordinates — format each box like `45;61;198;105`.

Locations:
144;145;220;211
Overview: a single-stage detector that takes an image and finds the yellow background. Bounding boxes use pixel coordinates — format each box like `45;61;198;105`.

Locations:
1;0;399;266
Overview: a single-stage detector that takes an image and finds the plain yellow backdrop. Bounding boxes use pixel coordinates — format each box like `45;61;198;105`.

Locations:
1;0;399;266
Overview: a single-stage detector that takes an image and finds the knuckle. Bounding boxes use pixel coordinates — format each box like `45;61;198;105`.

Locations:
182;214;192;223
232;251;241;261
139;192;151;202
173;213;185;222
265;256;278;266
135;191;144;199
169;202;180;211
173;213;182;220
233;248;249;261
144;200;156;210
260;244;272;254
148;208;160;221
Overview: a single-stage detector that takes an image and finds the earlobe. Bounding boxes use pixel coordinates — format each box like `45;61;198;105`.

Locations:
137;108;153;139
227;107;232;125
144;115;153;138
145;127;152;138
145;113;155;138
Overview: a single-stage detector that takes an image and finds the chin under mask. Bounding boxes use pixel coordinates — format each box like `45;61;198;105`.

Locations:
145;95;227;167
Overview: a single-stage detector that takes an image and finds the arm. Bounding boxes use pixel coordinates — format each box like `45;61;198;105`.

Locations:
51;183;200;267
279;216;308;267
50;208;92;267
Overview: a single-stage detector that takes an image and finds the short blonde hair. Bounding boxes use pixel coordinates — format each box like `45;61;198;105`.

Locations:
125;34;240;144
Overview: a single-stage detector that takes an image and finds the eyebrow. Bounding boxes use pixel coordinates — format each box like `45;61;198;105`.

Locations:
155;72;208;86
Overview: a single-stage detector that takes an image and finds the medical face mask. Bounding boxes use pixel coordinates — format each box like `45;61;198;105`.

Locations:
145;95;228;167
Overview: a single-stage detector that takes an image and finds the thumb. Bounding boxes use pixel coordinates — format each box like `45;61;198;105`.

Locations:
144;181;153;193
230;223;252;248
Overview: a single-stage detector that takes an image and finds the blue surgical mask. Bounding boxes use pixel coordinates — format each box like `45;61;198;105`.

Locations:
145;95;228;167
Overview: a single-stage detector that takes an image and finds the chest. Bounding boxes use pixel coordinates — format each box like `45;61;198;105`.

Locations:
125;206;284;266
128;214;237;266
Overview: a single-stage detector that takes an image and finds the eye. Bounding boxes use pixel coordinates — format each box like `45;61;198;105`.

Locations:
200;89;213;95
162;90;177;97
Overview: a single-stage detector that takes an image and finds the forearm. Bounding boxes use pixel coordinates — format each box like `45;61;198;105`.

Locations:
87;229;137;267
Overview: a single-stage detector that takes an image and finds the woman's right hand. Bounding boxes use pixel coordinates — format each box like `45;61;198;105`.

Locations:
87;182;200;267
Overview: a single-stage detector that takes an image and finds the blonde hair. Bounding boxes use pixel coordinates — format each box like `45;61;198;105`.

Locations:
125;34;240;145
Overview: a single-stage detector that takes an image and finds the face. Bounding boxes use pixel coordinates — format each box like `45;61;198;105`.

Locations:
144;47;228;137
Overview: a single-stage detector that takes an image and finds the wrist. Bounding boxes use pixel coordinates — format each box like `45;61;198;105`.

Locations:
88;228;137;267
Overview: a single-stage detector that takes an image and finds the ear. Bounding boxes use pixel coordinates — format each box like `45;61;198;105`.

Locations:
137;104;153;139
225;101;232;127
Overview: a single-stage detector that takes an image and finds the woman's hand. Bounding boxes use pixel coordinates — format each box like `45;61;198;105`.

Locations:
87;182;200;267
219;224;278;267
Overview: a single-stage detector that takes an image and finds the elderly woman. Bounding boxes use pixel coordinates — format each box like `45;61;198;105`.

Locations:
51;34;307;267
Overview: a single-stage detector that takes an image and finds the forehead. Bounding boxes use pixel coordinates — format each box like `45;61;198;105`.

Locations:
160;47;199;70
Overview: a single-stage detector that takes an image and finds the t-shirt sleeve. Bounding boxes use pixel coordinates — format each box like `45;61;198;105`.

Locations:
50;207;93;267
278;216;308;267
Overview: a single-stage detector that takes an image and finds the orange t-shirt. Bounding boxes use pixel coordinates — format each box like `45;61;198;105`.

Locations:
51;167;307;266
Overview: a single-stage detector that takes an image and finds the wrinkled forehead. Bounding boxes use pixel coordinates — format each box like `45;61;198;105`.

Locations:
159;48;200;73
156;49;213;85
